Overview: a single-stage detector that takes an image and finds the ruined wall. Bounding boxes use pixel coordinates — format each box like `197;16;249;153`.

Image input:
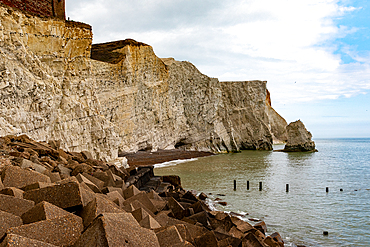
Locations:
0;0;65;19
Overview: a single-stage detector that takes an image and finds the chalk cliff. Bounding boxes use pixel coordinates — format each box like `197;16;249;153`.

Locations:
0;4;287;160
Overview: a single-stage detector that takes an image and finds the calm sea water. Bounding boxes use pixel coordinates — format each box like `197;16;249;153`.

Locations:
154;139;370;246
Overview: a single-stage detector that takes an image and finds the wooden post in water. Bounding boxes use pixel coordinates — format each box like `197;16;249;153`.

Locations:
259;182;262;191
234;180;236;190
326;187;329;193
286;184;289;192
247;181;249;190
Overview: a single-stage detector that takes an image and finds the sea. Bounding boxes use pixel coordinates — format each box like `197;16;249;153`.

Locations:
154;138;370;247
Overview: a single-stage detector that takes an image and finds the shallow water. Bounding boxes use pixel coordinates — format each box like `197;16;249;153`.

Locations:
154;139;370;246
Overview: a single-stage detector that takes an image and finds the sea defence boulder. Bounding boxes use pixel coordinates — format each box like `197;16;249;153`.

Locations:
0;135;285;247
283;120;317;152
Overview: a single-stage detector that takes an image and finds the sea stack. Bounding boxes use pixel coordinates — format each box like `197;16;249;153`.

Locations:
283;120;317;152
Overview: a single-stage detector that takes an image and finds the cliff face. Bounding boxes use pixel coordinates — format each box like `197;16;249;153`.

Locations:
0;6;118;161
0;5;287;160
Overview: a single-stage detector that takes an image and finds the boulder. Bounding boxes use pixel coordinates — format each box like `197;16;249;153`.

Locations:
73;213;160;247
283;120;316;152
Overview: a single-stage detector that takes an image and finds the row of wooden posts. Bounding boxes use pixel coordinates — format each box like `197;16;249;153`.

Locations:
233;180;332;192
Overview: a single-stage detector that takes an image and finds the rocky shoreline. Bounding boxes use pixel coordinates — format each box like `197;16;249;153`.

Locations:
0;134;287;246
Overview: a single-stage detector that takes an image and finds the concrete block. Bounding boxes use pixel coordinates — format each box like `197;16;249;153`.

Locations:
0;194;35;216
0;234;57;247
156;225;184;247
21;201;81;224
122;192;157;214
76;173;101;193
7;214;83;246
79;194;124;228
23;181;83;210
0;187;24;199
74;213;160;247
106;191;125;208
1;166;51;189
122;184;140;199
0;210;23;239
82;172;105;189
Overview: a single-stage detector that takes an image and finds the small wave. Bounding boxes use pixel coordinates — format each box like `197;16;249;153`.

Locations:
153;158;198;168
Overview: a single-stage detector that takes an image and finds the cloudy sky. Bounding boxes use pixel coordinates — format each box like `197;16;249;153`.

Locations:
66;0;370;138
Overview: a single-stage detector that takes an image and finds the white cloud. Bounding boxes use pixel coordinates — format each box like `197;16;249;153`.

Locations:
66;0;370;107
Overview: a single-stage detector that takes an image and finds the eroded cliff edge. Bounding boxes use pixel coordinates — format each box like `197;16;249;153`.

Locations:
0;5;287;160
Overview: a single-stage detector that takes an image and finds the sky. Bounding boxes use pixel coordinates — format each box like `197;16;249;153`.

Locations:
66;0;370;138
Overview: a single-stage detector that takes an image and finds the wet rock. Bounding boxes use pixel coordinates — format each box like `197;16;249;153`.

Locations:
7;214;83;246
241;232;265;247
269;232;284;247
163;175;182;188
254;221;267;235
283;120;317;152
198;192;208;200
74;213;160;247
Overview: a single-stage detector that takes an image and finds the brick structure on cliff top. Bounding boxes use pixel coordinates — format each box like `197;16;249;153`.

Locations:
0;0;65;19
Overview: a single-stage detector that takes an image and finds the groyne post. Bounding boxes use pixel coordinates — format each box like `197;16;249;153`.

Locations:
259;182;262;191
234;180;236;190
